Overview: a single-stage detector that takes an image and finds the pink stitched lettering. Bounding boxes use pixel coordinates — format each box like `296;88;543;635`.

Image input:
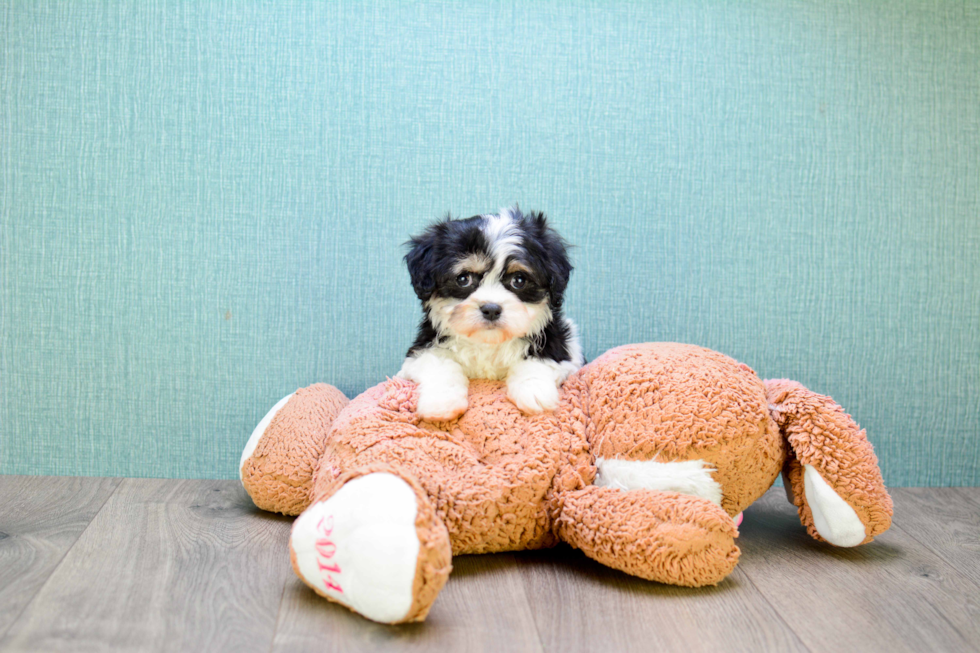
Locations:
317;559;341;574
314;513;343;593
316;515;334;536
315;539;337;558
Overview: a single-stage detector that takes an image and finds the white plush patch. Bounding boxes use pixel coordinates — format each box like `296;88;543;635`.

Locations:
803;464;866;547
595;457;723;506
239;392;294;482
290;473;421;624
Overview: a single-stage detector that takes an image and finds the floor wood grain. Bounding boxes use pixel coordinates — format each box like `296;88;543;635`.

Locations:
0;476;121;640
519;546;807;653
1;479;979;653
737;490;980;653
890;488;980;587
0;479;292;653
272;554;544;653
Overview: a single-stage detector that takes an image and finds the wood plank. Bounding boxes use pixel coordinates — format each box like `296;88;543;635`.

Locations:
737;488;980;653
889;488;980;587
0;479;294;653
271;553;544;653
519;543;808;653
955;487;980;507
3;481;977;652
0;476;121;639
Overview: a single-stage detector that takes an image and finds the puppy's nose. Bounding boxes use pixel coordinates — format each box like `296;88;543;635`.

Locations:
480;303;502;322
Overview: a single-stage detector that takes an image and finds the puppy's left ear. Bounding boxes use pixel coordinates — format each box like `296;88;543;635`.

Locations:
529;212;573;309
404;227;439;301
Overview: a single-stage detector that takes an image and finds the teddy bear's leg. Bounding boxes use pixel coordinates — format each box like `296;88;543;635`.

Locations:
556;486;740;587
240;383;349;516
289;464;452;624
765;379;893;547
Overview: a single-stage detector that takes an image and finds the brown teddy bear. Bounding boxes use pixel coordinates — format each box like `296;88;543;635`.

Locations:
240;342;892;624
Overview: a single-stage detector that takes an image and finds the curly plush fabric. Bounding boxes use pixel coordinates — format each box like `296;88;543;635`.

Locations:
309;377;591;554
241;383;348;515
241;342;893;623
556;486;740;586
579;343;786;516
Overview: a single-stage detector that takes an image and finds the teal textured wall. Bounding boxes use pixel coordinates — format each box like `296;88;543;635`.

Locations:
2;1;978;484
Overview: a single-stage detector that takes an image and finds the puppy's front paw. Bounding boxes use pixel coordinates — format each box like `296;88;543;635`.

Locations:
416;384;468;421
507;376;559;414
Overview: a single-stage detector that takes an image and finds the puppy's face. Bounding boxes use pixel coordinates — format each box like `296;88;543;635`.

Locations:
405;207;571;345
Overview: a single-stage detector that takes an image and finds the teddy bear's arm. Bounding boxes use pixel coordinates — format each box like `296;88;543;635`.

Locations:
555;485;740;587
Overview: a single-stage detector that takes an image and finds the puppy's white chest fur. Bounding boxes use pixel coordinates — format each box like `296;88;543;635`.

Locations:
430;336;530;380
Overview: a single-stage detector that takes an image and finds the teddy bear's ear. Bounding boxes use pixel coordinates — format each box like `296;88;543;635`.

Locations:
404;223;442;301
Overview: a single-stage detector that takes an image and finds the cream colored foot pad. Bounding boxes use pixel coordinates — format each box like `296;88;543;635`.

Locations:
290;473;421;623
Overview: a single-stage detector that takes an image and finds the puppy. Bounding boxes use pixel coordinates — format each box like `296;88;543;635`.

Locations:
397;206;584;421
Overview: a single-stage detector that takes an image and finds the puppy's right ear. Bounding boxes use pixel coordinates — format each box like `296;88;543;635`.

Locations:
404;227;439;301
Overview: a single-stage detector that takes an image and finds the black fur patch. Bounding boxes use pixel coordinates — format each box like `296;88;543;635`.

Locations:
406;315;447;357
403;215;491;302
527;315;575;363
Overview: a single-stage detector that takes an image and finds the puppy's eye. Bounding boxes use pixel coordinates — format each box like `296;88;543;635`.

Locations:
456;273;474;288
508;274;527;291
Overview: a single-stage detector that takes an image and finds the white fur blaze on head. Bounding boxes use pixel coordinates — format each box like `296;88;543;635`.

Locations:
481;208;523;278
290;473;421;624
803;465;867;547
594;458;723;506
240;392;294;483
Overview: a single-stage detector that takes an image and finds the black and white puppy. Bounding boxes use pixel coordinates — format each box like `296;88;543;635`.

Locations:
397;206;584;421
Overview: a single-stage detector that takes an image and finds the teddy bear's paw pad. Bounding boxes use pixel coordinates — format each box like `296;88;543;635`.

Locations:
803;464;866;547
290;473;421;623
239;392;294;481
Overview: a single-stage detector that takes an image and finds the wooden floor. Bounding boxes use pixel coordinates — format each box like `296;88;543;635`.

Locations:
0;479;978;653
